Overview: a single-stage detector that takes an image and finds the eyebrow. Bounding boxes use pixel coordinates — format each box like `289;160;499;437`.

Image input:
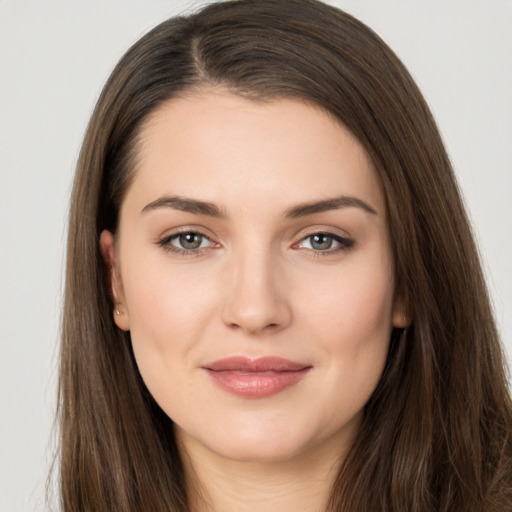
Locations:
141;194;377;218
284;196;377;218
141;195;227;218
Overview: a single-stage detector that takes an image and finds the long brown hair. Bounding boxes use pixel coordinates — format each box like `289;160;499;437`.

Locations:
58;0;512;510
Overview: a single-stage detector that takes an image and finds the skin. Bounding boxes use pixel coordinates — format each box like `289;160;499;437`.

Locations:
101;90;407;512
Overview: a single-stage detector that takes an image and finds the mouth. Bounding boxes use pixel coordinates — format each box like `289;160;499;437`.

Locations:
202;356;312;398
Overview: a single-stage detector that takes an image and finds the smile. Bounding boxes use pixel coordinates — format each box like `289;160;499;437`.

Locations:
202;356;312;398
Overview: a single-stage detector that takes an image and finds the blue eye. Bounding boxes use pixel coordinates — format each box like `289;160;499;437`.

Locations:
298;233;353;252
174;232;208;250
158;231;215;254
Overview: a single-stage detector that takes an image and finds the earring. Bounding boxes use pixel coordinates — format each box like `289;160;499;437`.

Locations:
115;307;123;316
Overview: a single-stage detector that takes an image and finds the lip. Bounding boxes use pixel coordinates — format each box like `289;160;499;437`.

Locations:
202;356;312;398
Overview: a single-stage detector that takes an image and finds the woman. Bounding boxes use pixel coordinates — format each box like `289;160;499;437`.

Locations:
58;0;512;510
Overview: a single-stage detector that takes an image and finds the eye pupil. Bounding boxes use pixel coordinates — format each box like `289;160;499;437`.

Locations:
179;233;203;249
311;234;333;250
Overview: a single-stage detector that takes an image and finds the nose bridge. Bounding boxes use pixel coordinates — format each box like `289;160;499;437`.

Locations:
222;241;290;334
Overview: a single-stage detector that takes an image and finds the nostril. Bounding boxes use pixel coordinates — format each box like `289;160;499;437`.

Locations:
226;321;281;334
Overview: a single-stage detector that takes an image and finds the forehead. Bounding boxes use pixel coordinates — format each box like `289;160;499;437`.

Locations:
125;90;386;218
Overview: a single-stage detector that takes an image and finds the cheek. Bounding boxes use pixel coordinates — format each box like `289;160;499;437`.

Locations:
300;259;394;401
124;254;218;338
120;254;221;396
303;258;394;341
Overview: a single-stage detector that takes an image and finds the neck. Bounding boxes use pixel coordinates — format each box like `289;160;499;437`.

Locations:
177;431;344;512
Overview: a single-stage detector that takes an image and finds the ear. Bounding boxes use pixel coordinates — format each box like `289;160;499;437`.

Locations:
100;230;130;331
392;294;410;329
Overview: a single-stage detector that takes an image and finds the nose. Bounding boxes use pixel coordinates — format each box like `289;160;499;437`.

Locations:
221;249;292;336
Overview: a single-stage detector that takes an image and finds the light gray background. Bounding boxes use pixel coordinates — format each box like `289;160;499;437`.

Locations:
1;1;510;510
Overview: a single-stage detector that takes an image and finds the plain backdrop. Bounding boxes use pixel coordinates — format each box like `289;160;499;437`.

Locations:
1;1;511;510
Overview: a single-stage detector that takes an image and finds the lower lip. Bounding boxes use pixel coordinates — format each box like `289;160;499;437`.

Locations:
205;368;310;398
206;368;310;398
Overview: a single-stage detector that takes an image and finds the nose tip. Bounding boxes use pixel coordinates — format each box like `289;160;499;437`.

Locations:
221;261;291;336
227;314;282;335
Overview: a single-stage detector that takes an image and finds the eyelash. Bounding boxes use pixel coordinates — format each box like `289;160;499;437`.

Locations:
295;231;354;256
157;230;216;257
156;230;354;257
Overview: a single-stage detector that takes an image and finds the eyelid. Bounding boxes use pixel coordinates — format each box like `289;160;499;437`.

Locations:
155;224;217;242
155;226;220;255
293;224;352;239
154;225;354;256
292;227;354;254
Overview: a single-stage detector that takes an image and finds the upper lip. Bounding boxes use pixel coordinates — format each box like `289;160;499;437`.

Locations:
203;356;311;373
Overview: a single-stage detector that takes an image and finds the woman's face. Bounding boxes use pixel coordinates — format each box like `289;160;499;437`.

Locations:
102;90;406;463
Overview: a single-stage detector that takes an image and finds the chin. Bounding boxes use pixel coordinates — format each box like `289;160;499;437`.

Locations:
206;432;312;464
175;410;351;466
